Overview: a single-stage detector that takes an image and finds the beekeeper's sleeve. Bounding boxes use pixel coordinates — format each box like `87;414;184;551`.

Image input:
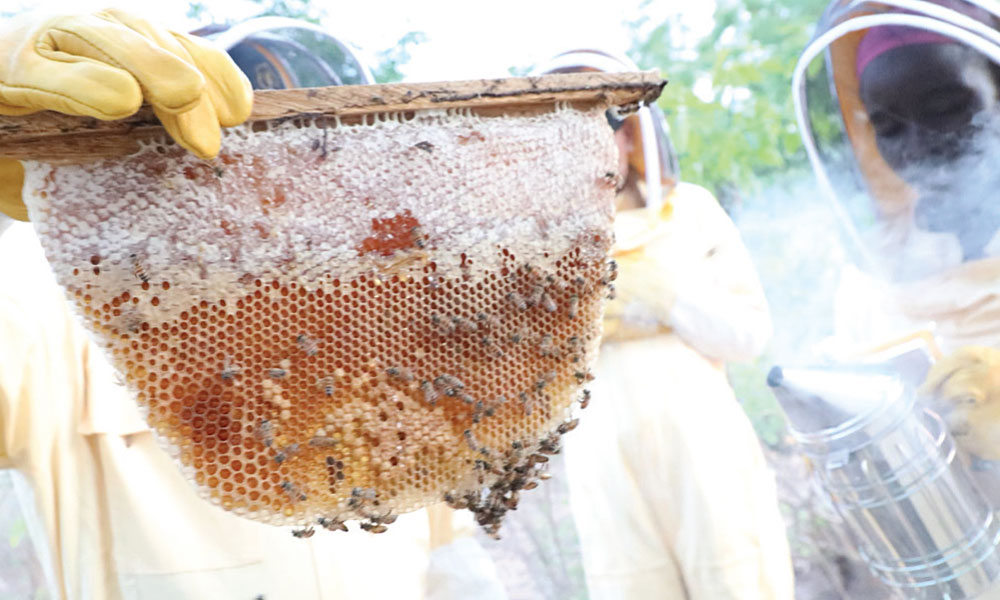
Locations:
658;183;772;362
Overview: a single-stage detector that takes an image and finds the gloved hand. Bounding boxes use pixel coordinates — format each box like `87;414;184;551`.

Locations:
0;161;25;222
0;9;253;220
920;345;1000;460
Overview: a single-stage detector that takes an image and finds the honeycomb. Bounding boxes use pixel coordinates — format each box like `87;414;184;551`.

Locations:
21;106;618;536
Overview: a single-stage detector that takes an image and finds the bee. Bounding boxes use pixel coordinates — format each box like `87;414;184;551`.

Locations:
506;291;528;312
538;471;553;480
311;128;338;159
567;295;579;319
130;253;150;283
464;429;479;451
409;225;427;249
504;491;520;510
317;516;348;532
317;376;335;397
444;492;469;510
541;292;557;313
539;437;560;455
538;335;555;357
280;481;307;502
292;526;315;539
254;419;274;447
221;357;242;380
431;313;456;336
580;390;591;409
308;436;338;448
522;480;539;491
531;454;550;464
268;368;287;379
574;371;594;383
348;487;376;510
274;443;301;464
414;141;434;152
558;418;580;434
452;316;478;333
296;334;320;356
509;331;523;344
459;393;476;405
535;371;556;391
607;284;617;300
386;367;414;382
435;374;465;391
476;312;501;329
600;171;623;189
527;285;545;307
361;522;388;534
420;380;439;407
351;487;376;501
483;341;504;359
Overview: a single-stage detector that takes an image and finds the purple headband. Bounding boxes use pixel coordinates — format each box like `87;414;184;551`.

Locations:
856;26;955;76
855;1;996;77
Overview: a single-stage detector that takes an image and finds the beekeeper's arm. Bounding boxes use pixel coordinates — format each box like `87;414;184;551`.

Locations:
613;182;771;361
0;8;253;221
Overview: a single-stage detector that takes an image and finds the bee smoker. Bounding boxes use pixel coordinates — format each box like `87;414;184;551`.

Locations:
769;364;1000;599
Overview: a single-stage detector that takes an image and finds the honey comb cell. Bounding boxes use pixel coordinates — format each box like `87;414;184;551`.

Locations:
22;107;617;534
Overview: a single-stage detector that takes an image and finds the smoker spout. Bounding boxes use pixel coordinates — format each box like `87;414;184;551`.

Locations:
767;364;904;438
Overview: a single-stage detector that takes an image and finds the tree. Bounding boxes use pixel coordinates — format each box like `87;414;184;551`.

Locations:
628;0;831;209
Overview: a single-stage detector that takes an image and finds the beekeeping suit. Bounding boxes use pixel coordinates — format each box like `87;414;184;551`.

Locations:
0;10;503;600
793;1;1000;440
493;50;794;600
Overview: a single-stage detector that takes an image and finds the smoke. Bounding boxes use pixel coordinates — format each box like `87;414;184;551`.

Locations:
895;110;1000;266
732;173;855;366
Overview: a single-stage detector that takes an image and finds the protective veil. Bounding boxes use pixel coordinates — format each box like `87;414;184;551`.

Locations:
794;0;1000;355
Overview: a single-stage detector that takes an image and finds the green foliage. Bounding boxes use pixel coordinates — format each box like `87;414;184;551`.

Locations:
7;516;25;549
729;357;787;447
247;0;325;24
371;31;429;84
629;0;832;209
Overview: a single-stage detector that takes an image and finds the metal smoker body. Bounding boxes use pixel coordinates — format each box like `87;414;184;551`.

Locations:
770;366;1000;598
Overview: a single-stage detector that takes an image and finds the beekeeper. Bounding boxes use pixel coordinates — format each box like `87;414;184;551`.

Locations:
507;49;795;600
0;9;503;600
793;0;1000;456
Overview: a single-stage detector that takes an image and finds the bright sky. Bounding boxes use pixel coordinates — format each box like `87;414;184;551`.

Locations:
8;0;716;81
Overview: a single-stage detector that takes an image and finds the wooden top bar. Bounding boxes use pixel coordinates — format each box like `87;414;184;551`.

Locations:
0;71;666;162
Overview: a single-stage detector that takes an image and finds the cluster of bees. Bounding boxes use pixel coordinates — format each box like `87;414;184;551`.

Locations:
446;416;582;540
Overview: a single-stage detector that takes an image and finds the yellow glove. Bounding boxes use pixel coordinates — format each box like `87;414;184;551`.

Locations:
920;346;1000;460
0;9;253;220
0;161;25;222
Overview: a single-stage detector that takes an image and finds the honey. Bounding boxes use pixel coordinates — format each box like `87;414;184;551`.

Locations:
23;106;618;535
